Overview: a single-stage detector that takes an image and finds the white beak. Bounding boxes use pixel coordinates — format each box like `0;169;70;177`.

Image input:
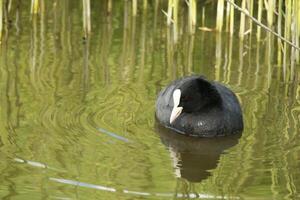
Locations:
170;89;183;124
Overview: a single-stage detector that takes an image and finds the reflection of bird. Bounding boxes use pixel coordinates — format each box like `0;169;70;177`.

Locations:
156;124;241;183
156;76;243;137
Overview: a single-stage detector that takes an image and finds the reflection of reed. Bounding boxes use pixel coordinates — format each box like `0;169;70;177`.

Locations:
224;35;233;83
83;37;90;92
137;2;147;83
30;15;38;90
237;39;243;86
185;34;194;74
166;26;176;79
129;2;137;78
2;38;20;131
121;1;137;82
215;33;222;81
100;0;113;85
265;33;273;88
164;8;197;78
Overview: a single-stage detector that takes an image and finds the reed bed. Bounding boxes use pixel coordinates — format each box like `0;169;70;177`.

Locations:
0;0;299;65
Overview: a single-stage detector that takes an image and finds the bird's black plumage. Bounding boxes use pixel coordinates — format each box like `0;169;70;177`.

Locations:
155;76;243;137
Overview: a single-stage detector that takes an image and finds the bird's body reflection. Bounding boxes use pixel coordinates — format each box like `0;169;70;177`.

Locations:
156;123;241;183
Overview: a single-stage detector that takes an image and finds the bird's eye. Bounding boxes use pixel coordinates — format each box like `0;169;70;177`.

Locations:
181;96;191;101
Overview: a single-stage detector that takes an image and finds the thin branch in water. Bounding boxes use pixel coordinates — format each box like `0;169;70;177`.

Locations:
161;9;174;24
244;29;251;36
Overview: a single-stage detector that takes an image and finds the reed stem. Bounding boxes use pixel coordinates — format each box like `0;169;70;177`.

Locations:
294;0;300;62
201;7;205;27
132;0;137;16
277;0;282;64
8;0;11;13
167;0;172;26
82;0;91;38
0;0;2;41
173;0;178;42
216;0;224;32
229;0;234;35
143;0;147;10
247;0;253;33
239;0;246;39
31;0;39;14
225;0;230;32
266;0;275;28
108;0;112;14
256;0;263;40
188;0;196;34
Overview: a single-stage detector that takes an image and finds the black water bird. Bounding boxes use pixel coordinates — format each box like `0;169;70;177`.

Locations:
155;76;243;137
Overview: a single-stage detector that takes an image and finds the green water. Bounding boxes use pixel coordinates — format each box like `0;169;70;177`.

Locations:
0;1;300;200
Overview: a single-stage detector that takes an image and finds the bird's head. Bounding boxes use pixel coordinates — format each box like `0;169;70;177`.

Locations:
169;78;221;124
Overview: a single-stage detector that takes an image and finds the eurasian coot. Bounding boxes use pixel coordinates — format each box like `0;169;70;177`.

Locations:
155;76;243;137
